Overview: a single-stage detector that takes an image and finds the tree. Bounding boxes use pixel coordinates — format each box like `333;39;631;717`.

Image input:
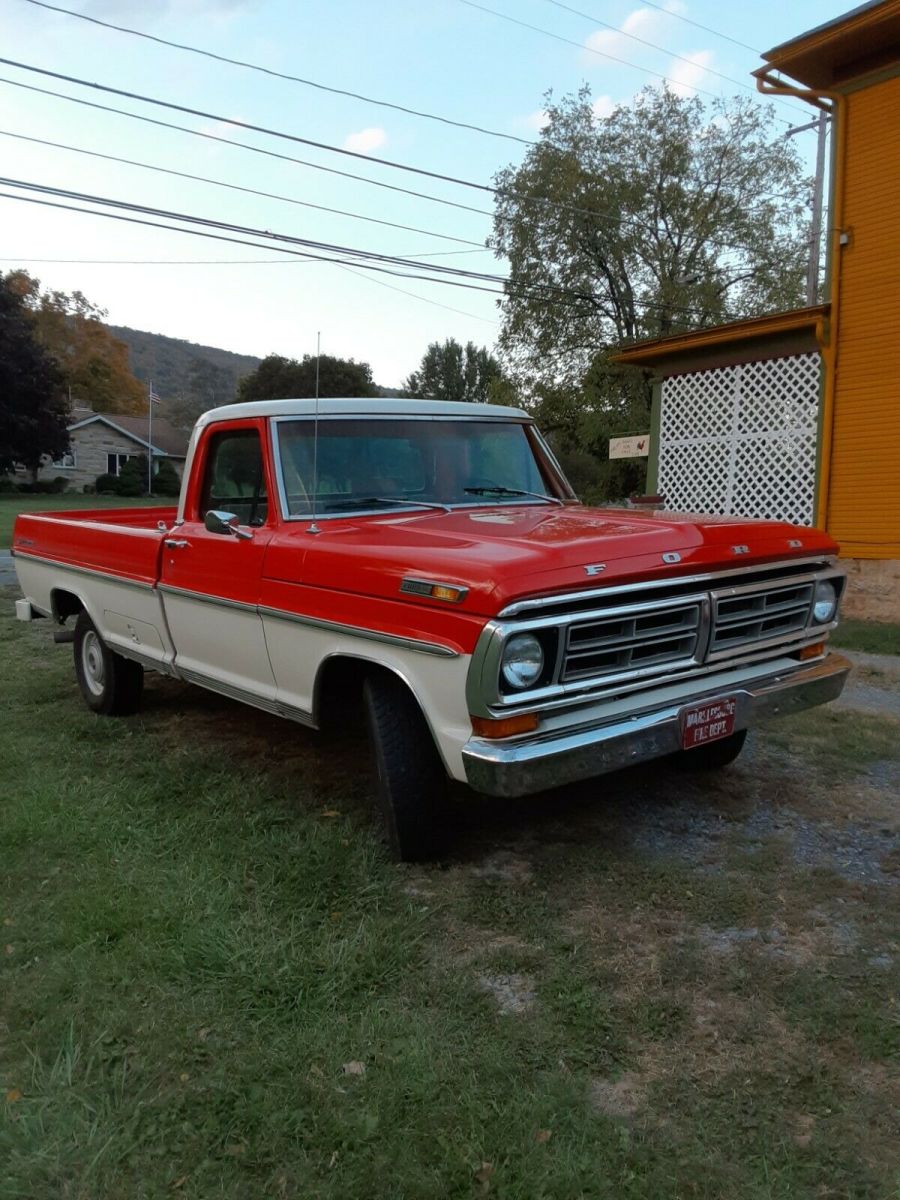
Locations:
0;273;69;475
6;271;146;414
168;356;236;429
405;338;505;403
491;86;811;498
236;353;378;403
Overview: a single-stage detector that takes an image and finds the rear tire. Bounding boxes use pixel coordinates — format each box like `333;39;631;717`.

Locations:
362;671;448;862
73;611;144;716
673;729;747;771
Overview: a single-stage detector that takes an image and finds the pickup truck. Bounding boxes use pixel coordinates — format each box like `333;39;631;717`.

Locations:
13;398;850;859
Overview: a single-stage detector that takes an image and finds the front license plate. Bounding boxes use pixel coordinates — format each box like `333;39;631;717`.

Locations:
680;696;737;750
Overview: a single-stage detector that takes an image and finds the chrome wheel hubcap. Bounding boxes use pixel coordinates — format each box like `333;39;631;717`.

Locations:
81;630;106;697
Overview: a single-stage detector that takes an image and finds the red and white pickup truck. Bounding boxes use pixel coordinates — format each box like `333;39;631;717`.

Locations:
13;398;849;859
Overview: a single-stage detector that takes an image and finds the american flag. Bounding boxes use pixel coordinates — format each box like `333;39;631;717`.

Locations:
149;382;161;404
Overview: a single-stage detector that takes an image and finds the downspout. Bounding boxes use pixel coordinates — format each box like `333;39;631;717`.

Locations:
753;69;848;531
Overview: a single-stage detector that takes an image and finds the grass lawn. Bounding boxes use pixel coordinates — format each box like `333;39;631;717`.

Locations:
2;587;899;1199
831;618;900;657
0;494;166;549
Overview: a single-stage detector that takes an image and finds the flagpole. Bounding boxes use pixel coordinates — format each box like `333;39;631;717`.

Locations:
148;380;153;496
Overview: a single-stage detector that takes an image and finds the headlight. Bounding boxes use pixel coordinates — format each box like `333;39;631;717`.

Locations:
501;633;544;690
812;579;838;625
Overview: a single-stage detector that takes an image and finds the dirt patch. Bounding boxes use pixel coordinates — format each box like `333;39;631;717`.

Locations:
589;1071;648;1120
469;851;534;885
478;973;536;1015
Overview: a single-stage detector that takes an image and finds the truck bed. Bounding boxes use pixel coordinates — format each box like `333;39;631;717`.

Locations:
13;506;177;586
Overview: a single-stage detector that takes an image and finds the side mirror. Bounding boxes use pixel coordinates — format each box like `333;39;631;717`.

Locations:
204;510;253;540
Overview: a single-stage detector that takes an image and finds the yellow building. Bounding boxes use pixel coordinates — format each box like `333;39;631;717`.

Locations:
617;1;900;620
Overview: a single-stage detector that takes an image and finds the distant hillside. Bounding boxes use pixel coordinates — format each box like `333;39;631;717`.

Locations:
110;326;399;424
109;325;261;408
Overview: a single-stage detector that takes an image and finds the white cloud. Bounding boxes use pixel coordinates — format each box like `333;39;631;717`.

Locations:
666;49;714;97
591;95;616;121
584;6;663;59
583;2;690;62
523;109;551;131
342;127;388;155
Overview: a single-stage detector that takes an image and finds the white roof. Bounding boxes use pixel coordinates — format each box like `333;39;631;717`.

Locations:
196;397;530;428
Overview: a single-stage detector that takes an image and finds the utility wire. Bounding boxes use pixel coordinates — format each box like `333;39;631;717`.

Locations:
540;0;776;103
0;56;501;196
0;177;588;299
0;254;500;323
634;0;759;54
0;129;488;249
20;0;536;148
0;188;713;319
0;75;494;219
0;75;804;257
454;0;795;122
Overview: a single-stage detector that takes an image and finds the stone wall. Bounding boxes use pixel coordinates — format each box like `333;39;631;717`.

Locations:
841;558;900;622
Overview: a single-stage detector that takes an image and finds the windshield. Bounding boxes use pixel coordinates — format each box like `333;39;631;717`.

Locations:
275;417;558;517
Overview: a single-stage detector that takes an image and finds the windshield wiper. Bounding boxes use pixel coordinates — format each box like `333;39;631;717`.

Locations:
324;496;451;513
464;486;563;507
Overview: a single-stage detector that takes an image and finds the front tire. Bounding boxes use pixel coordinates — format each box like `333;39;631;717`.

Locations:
73;611;144;716
673;729;747;771
362;671;448;862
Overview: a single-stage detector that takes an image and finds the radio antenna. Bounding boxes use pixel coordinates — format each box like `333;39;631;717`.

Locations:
307;329;322;534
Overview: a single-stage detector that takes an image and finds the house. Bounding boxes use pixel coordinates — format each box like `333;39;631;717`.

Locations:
31;403;188;491
615;0;900;621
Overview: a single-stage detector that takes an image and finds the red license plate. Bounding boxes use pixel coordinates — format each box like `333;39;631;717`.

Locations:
680;697;737;750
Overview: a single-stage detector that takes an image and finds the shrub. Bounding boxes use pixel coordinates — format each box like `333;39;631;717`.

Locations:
16;477;69;494
116;457;146;497
82;483;96;495
153;458;181;497
0;476;17;493
95;473;121;494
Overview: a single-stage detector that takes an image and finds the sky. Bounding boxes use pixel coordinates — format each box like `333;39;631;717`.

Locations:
0;0;852;389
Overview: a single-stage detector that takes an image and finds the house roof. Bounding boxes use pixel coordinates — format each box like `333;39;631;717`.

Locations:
757;0;900;89
612;305;829;372
68;412;189;458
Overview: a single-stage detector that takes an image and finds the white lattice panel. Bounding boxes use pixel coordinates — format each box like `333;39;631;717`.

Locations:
658;352;820;526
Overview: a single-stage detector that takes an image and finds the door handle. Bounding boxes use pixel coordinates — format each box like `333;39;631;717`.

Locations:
165;538;190;549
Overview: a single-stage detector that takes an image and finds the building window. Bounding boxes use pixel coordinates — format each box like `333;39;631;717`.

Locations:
107;453;131;476
52;451;77;470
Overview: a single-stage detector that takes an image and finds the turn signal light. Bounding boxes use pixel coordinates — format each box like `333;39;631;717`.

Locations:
470;712;539;739
797;641;826;660
400;577;468;603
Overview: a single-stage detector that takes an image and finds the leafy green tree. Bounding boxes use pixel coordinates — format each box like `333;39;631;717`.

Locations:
0;272;69;475
7;270;146;414
236;353;378;403
404;338;505;403
491;86;811;499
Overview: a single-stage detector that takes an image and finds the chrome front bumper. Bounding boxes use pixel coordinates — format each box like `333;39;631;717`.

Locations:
461;652;850;798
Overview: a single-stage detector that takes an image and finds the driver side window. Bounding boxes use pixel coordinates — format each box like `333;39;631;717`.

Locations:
199;430;268;527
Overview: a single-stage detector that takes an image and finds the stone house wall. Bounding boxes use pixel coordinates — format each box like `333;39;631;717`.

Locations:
24;421;184;491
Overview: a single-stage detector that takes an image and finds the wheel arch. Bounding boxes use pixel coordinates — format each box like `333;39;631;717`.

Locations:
313;651;452;773
50;585;90;624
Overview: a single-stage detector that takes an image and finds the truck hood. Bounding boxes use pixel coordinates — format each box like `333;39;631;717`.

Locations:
266;503;838;616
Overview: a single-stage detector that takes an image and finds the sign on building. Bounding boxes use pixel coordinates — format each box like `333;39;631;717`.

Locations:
609;435;650;459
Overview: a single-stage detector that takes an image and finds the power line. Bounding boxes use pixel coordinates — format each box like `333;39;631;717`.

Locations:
0;129;488;249
633;0;759;54
0;75;495;220
0;253;500;324
0;69;803;254
540;0;777;103
0;187;713;319
0;179;587;302
454;0;788;117
0;56;501;197
20;0;536;149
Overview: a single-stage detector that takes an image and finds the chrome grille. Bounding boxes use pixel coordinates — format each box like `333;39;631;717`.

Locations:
563;602;701;682
710;582;814;655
